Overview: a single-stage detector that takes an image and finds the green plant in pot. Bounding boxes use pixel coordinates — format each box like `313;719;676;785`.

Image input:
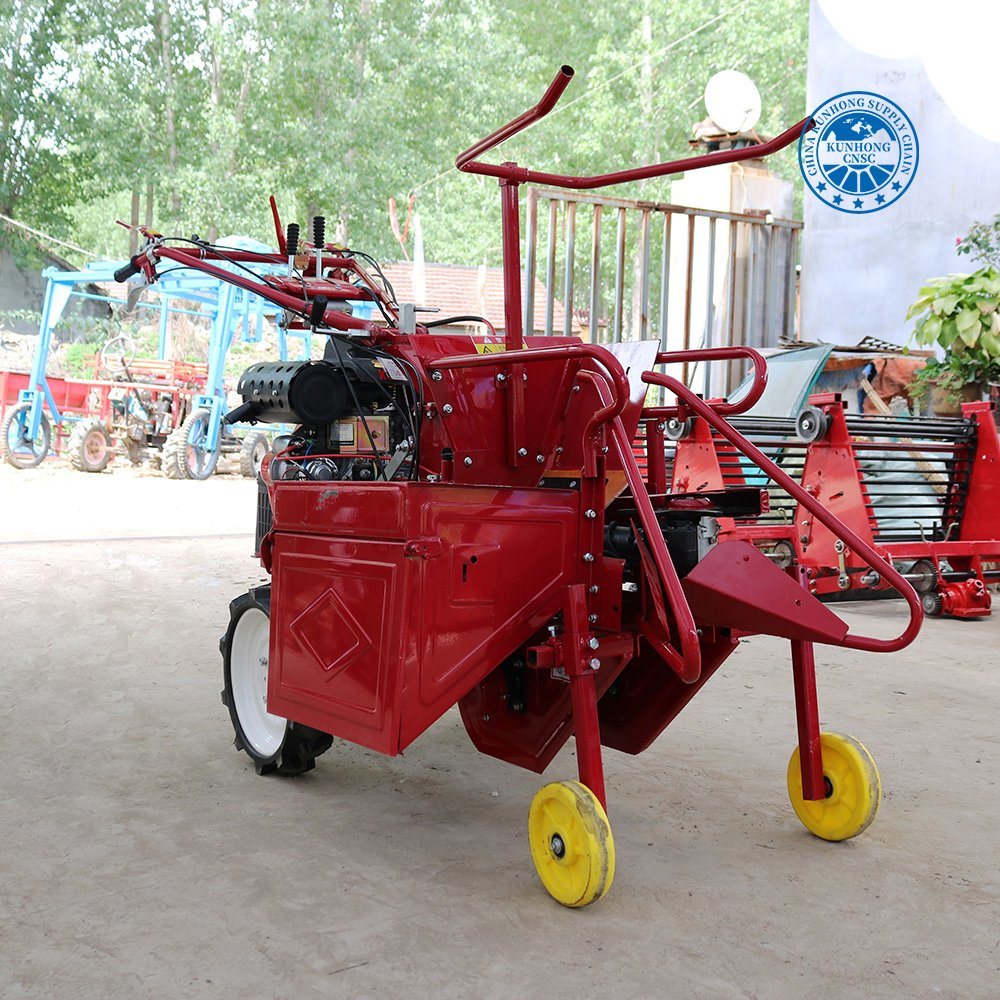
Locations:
906;267;1000;415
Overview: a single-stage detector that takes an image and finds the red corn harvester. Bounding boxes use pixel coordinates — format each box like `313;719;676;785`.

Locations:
117;66;922;907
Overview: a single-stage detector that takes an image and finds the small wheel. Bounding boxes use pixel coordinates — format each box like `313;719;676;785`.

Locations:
787;732;881;842
67;419;113;473
527;780;615;907
178;407;219;480
2;402;51;469
239;431;270;478
220;587;332;776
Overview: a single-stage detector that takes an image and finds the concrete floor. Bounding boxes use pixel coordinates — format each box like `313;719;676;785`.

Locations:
1;464;998;999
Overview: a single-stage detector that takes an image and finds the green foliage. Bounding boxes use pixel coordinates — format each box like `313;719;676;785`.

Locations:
909;354;1000;405
1;0;809;267
907;267;1000;403
907;268;1000;360
956;214;1000;270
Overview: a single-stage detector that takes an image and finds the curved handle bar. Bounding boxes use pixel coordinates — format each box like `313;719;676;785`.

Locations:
455;65;575;169
457;66;813;191
429;343;632;443
647;347;768;417
641;370;923;653
153;246;376;334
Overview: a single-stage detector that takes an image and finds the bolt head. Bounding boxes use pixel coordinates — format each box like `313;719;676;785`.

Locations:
442;403;453;414
536;454;545;463
588;613;598;624
496;372;507;382
587;637;600;650
588;585;599;594
583;552;595;563
584;509;596;519
588;657;601;670
517;447;528;457
431;370;443;381
463;456;473;466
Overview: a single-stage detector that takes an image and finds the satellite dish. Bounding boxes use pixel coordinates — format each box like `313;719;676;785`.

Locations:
704;70;761;134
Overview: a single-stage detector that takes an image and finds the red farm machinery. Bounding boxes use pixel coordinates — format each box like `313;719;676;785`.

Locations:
665;393;1000;619
117;67;922;907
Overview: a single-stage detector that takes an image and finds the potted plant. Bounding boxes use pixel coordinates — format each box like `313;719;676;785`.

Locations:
906;266;1000;415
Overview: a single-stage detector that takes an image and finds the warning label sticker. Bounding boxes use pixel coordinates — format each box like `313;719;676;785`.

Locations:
474;342;506;354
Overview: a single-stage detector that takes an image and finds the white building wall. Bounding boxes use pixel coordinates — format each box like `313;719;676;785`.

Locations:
802;0;1000;346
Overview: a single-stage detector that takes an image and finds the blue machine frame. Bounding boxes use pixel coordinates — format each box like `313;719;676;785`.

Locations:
13;239;316;456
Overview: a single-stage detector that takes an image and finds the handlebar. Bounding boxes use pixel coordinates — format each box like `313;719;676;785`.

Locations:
113;257;142;283
457;65;813;190
641;369;923;653
644;347;769;418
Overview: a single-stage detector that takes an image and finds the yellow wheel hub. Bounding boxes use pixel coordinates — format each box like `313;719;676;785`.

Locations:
787;732;881;842
527;780;615;907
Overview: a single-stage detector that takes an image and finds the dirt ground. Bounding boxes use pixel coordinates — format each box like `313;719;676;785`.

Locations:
1;462;997;999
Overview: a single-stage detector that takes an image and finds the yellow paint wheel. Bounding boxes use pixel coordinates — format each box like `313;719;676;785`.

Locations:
527;780;615;907
787;732;881;842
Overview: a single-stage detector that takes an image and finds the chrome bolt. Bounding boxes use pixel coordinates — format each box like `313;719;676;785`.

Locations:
464;456;473;466
522;372;528;381
550;834;566;858
518;447;528;457
431;370;443;381
536;454;545;463
584;509;596;519
657;422;666;432
442;403;453;414
587;637;600;650
496;372;507;382
588;585;599;594
588;657;601;670
583;552;595;563
572;385;581;393
588;614;598;624
555;447;564;455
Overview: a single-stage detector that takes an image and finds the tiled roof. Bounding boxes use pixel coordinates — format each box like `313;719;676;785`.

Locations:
379;261;567;333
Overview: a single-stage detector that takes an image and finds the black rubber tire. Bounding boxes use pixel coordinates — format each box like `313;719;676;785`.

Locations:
67;419;113;473
161;424;186;479
220;586;333;776
176;407;219;480
239;431;270;478
2;402;51;469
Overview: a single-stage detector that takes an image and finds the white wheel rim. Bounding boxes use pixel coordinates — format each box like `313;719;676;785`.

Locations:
230;607;286;756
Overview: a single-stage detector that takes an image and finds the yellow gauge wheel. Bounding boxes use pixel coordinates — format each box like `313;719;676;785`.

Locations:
527;780;615;907
787;732;881;842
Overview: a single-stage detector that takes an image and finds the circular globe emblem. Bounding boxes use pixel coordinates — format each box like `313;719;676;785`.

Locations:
799;91;918;214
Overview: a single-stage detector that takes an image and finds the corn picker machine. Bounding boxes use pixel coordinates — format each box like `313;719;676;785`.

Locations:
117;67;922;907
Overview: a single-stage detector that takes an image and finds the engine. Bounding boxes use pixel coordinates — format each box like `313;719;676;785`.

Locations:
234;342;418;485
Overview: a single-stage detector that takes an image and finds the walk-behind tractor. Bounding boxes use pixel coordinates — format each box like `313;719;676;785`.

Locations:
117;67;922;907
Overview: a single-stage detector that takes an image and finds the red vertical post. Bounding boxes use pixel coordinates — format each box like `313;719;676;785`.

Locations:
789;565;824;799
790;636;824;800
499;169;526;465
499;170;524;352
563;583;607;810
646;418;667;494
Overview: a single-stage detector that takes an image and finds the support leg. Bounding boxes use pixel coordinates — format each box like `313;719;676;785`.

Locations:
563;583;607;810
790;637;825;801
